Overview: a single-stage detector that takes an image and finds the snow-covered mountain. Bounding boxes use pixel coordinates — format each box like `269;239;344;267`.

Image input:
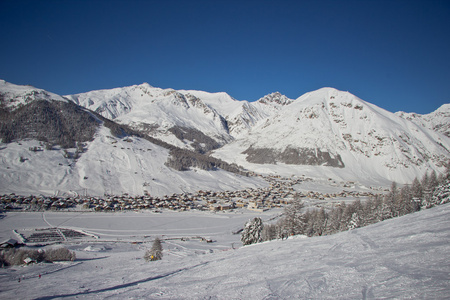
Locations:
65;86;295;149
0;81;267;197
0;127;266;197
396;103;450;137
213;88;450;184
1;79;449;195
0;79;68;109
66;84;233;153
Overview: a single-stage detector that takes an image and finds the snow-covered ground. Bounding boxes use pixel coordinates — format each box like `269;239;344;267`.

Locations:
1;204;449;299
0;126;267;197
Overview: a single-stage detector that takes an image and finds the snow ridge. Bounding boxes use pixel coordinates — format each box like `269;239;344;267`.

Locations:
0;80;67;110
396;103;450;137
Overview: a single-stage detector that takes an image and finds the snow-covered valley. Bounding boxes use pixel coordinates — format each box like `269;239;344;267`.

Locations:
1;79;450;299
0;203;448;299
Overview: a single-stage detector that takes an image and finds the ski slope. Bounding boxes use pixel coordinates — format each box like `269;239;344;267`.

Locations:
0;204;448;299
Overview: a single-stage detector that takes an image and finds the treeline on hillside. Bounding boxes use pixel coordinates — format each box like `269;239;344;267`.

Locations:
165;148;248;175
243;146;345;168
104;116;249;175
241;170;449;245
0;100;98;148
168;126;222;154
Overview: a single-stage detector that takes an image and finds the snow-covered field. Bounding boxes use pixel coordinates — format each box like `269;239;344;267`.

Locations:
1;204;449;299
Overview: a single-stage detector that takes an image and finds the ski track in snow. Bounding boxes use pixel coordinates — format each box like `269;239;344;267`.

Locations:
0;204;449;299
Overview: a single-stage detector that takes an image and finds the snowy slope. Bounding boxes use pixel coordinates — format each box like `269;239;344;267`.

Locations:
225;92;295;136
179;89;266;136
0;126;266;197
66;84;232;150
66;83;450;186
396;103;450;137
213;88;450;184
66;86;293;145
0;79;67;110
0;203;448;299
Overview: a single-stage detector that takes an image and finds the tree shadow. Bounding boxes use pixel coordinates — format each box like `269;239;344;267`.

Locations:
74;256;109;262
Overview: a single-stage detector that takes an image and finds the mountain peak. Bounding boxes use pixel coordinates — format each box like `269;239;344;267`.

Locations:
257;92;293;106
138;82;154;89
435;103;450;114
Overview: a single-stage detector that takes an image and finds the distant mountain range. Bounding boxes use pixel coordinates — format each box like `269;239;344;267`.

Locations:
0;79;449;196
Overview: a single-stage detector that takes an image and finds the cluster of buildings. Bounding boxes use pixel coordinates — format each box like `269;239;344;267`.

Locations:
0;176;377;213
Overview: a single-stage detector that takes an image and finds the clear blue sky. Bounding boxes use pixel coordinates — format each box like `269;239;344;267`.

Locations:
1;0;449;114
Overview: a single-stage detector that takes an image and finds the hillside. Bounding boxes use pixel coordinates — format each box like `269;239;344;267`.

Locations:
213;88;450;185
0;203;448;299
0;125;266;197
0;80;266;197
1;80;449;196
65;83;233;153
66;83;450;186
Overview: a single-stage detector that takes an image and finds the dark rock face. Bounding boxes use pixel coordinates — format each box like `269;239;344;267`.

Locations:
242;146;345;168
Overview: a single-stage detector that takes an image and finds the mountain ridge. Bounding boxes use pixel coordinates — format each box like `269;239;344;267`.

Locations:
1;79;449;196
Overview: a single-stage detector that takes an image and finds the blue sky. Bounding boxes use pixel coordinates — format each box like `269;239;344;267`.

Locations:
1;0;449;114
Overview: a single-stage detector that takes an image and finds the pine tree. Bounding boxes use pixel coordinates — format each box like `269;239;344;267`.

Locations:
145;237;163;261
430;179;450;207
411;177;422;199
311;207;327;236
381;193;395;220
346;199;364;230
280;200;305;236
241;217;264;245
397;185;412;216
261;223;277;241
339;202;351;231
421;172;429;190
362;198;379;226
429;170;438;190
348;212;362;230
326;204;344;234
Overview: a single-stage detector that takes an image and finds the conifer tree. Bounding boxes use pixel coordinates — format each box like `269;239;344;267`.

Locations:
421;172;429;190
280;200;305;236
145;237;163;261
411;177;422;199
311;207;327;236
429;170;438;190
326;204;344;234
241;217;264;245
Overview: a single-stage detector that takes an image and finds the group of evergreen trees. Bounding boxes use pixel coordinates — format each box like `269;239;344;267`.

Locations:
0;100;98;148
241;170;450;245
165;148;248;175
168;126;222;154
0;247;76;267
